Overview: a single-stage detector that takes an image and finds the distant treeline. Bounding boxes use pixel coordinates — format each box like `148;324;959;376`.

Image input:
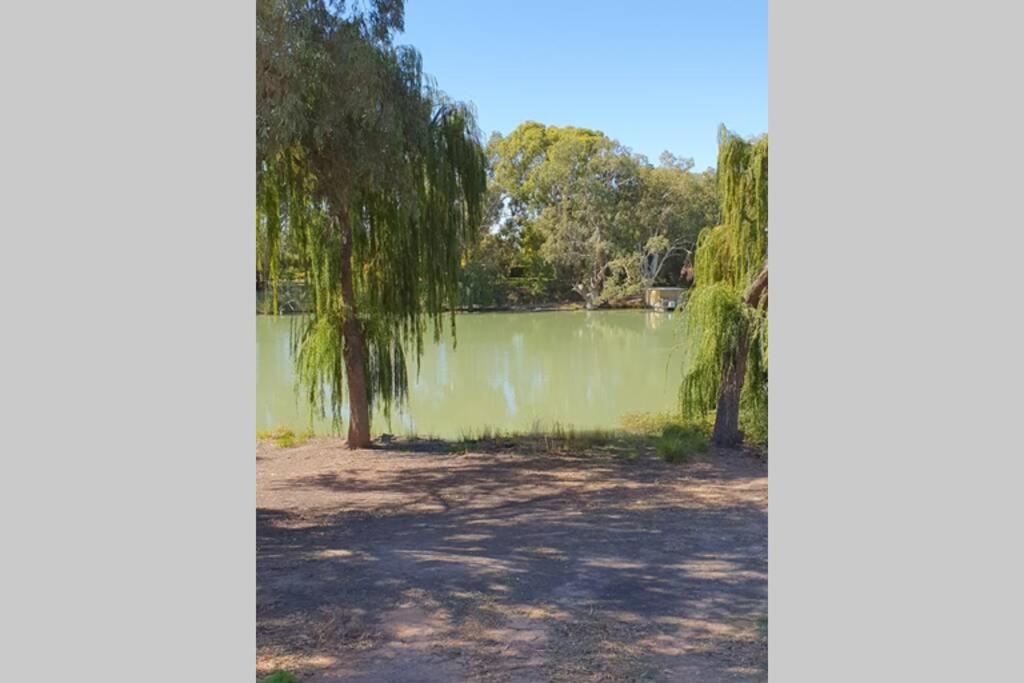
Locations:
461;122;719;309
257;121;720;312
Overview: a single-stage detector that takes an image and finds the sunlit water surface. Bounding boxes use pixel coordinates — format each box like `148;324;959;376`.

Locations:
257;310;683;438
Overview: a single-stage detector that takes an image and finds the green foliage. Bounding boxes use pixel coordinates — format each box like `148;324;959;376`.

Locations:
679;128;768;441
599;164;719;304
620;412;710;461
260;672;298;683
740;317;769;445
452;422;647;459
257;427;313;448
530;130;640;306
630;165;720;284
655;424;708;463
386;418;715;463
479;122;719;308
679;282;753;417
619;411;677;435
257;0;488;433
620;411;714;436
711;130;768;289
457;232;513;307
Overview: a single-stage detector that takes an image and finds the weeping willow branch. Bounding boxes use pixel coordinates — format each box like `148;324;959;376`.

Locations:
259;96;487;435
679;128;768;445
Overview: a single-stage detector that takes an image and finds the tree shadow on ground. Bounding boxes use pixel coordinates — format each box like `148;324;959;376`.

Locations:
258;445;767;682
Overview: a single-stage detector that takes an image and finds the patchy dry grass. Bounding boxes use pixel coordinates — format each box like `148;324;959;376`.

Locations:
618;411;683;435
445;422;653;461
257;427;314;449
436;416;719;465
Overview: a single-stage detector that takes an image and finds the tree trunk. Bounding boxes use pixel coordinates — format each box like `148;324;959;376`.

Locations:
746;264;768;311
711;325;749;447
710;264;767;447
338;206;372;448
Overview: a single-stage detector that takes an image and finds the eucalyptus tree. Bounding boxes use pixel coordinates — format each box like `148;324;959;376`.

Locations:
488;123;719;306
257;0;488;447
603;163;719;300
658;151;695;172
490;123;643;307
535;140;642;307
640;163;719;279
679;127;768;446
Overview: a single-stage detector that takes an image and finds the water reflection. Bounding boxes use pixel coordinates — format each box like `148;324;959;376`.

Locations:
257;310;682;438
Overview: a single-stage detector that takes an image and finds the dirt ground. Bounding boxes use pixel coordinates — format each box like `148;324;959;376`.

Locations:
257;438;767;682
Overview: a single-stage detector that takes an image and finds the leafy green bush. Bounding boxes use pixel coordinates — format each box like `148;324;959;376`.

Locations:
260;672;298;683
740;373;768;446
655;424;708;463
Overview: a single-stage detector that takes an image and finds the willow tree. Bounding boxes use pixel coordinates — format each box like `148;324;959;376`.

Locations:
257;0;487;447
679;127;768;446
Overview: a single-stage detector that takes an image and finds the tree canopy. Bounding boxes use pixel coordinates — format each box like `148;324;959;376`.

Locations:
257;0;488;445
482;122;719;307
679;126;768;445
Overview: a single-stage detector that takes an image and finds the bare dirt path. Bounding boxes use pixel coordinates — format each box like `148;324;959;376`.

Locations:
257;439;767;682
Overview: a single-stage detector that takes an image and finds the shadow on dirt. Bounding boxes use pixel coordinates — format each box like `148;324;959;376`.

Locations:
258;446;767;682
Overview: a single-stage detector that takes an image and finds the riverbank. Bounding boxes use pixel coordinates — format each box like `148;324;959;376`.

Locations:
257;437;767;681
257;282;661;315
257;299;652;315
455;298;647;313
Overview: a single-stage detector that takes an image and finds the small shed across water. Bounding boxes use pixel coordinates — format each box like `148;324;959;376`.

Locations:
644;287;685;310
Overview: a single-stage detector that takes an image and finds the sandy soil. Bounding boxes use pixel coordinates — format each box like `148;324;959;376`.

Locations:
257;439;767;682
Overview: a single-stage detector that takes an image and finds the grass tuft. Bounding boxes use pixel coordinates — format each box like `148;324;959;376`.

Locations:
260;672;299;683
446;421;647;459
655;424;708;463
619;411;681;435
257;427;313;449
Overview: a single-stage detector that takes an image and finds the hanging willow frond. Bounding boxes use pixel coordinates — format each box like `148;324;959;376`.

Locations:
679;128;768;440
257;24;488;432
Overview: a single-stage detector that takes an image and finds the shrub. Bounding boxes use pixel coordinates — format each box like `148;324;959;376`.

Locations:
260;673;298;683
655;424;708;463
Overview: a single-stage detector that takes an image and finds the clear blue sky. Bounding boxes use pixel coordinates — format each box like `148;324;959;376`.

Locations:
400;0;766;171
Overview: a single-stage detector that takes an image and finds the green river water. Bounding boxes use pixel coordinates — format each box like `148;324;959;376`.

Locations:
257;310;682;438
